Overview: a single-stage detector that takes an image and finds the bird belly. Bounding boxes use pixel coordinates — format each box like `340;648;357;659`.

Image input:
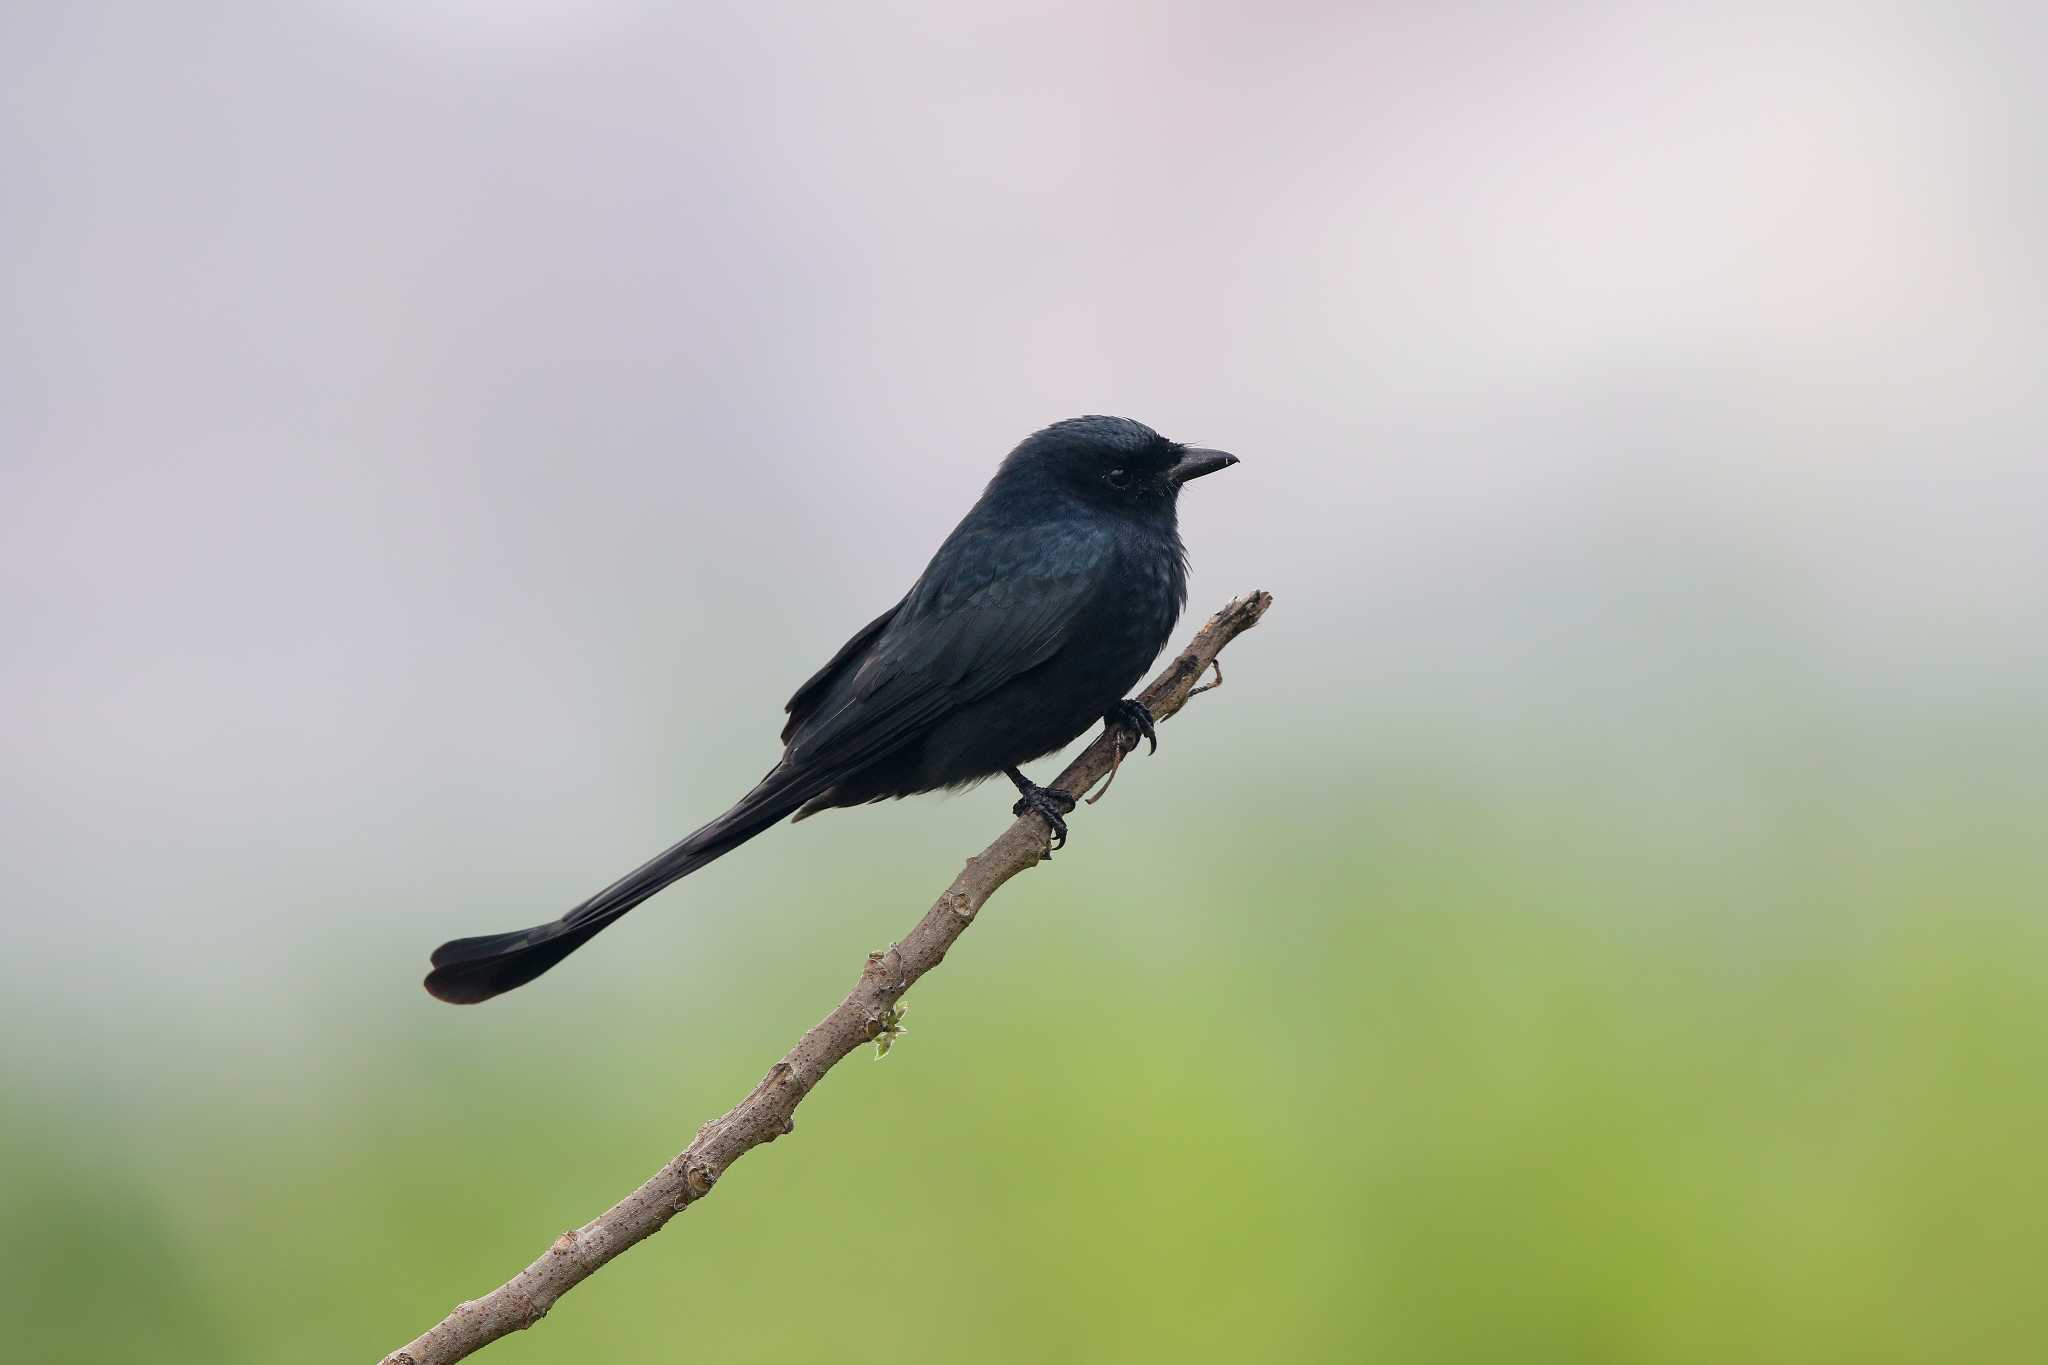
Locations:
897;626;1165;795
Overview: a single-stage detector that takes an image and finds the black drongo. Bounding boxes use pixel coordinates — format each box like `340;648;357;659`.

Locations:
424;415;1239;1003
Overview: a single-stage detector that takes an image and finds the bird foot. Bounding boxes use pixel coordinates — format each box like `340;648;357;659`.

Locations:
1103;698;1158;755
1011;783;1078;853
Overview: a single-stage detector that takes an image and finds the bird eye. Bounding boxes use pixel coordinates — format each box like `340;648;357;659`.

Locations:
1104;468;1131;489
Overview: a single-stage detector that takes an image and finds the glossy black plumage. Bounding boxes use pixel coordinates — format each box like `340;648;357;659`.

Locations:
424;416;1236;1003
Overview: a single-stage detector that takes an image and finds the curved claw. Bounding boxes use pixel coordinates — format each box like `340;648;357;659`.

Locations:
1105;698;1158;756
1011;784;1077;853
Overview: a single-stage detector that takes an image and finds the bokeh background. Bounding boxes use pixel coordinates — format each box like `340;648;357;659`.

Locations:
5;3;2045;1361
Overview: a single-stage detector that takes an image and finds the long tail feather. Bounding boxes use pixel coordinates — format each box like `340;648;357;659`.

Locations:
424;765;824;1004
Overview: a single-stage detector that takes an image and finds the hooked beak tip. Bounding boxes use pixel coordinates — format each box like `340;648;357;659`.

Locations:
1170;448;1240;485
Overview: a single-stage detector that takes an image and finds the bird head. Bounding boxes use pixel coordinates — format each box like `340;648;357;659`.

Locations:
998;416;1239;514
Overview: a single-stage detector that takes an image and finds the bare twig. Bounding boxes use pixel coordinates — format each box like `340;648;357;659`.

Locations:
379;591;1275;1365
1083;734;1127;804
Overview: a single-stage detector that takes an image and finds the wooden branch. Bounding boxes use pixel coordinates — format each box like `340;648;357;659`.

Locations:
379;591;1275;1365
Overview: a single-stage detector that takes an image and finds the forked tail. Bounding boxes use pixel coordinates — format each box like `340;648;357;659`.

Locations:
424;765;824;1004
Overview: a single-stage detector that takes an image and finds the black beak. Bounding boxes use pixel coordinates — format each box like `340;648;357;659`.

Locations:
1169;447;1240;485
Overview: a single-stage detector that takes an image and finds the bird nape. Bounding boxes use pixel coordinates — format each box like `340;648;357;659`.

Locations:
424;416;1240;1004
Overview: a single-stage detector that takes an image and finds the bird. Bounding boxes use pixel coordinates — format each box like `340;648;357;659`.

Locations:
424;416;1239;1003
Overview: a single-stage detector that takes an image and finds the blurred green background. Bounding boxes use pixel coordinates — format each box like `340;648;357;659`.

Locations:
9;709;2046;1363
5;3;2047;1362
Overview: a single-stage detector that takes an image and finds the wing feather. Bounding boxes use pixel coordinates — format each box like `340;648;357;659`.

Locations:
782;598;903;743
783;521;1114;772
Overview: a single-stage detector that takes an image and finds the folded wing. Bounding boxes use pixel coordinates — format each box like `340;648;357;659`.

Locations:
782;520;1117;776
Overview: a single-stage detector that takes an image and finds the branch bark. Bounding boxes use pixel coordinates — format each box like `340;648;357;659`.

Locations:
380;590;1275;1365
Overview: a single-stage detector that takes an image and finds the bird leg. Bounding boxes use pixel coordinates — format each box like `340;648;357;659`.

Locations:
1005;766;1077;853
1103;698;1158;755
1083;699;1157;806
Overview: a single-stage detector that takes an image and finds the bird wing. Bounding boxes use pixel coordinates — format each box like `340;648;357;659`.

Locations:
783;519;1116;772
782;598;904;743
